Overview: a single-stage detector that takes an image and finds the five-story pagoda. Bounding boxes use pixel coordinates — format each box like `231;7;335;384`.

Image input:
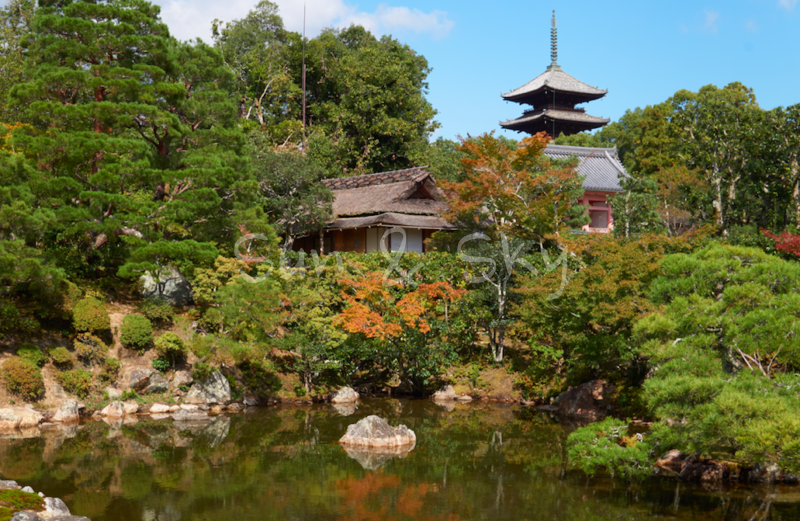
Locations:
500;11;609;137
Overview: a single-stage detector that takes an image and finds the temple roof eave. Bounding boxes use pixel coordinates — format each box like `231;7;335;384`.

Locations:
499;110;610;132
501;67;607;102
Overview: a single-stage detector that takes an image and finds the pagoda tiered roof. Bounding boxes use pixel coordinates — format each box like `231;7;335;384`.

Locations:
499;11;608;137
502;66;607;105
501;108;609;135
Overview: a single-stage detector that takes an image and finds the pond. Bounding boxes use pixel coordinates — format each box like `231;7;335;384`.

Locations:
1;399;799;520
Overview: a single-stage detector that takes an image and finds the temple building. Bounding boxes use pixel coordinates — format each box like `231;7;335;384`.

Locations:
543;144;626;233
500;11;609;137
291;167;455;254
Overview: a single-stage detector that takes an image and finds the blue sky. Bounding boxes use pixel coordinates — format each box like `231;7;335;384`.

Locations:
9;0;799;141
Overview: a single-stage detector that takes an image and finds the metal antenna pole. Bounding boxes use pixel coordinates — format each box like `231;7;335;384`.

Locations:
301;1;307;153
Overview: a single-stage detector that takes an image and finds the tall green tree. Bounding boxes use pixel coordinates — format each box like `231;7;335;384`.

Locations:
670;83;764;231
286;25;438;176
4;0;254;286
212;0;300;140
0;0;35;121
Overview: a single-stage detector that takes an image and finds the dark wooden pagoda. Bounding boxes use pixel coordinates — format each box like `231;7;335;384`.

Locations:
500;11;609;137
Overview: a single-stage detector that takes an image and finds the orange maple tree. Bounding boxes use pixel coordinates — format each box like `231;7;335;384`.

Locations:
337;272;465;340
441;131;587;241
335;272;466;391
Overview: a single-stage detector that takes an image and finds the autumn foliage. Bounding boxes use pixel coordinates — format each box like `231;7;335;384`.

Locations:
762;228;800;257
440;132;587;240
337;272;465;339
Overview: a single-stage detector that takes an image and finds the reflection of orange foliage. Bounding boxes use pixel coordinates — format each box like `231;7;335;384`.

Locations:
337;273;465;340
336;473;460;521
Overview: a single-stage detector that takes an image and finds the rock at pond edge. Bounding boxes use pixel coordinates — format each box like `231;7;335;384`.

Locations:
339;415;416;448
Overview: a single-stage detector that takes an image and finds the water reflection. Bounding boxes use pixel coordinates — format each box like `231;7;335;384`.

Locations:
0;401;798;521
341;443;416;470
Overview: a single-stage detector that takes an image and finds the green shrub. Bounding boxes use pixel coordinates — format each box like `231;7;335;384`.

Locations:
567;418;652;480
2;358;44;401
121;389;138;401
198;308;223;333
154;332;186;364
141;299;174;325
152;357;170;373
0;489;45;516
16;344;45;368
120;314;153;352
73;333;108;362
99;357;120;384
191;360;213;381
48;347;73;368
56;369;93;399
73;297;110;333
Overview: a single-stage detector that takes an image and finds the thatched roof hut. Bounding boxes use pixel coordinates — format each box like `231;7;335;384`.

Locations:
321;166;455;232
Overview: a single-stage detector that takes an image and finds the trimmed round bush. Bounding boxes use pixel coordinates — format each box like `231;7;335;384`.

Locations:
73;334;108;362
120;314;153;352
154;332;186;363
141;299;174;325
73;297;110;333
17;344;45;368
55;368;93;399
48;347;73;367
2;358;44;401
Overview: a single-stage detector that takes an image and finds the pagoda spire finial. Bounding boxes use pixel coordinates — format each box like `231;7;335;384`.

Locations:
549;9;560;70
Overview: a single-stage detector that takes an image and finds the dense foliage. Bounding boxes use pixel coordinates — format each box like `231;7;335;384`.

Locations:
2;358;43;400
55;368;93;399
16;344;44;368
120;315;154;352
72;298;110;334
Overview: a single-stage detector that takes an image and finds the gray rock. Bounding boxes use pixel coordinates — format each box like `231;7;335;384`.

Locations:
105;387;122;400
130;369;169;394
330;386;359;404
339;415;416;448
0;479;20;490
749;462;782;483
140;266;193;306
21;485;34;493
49;517;91;521
44;496;70;515
129;369;155;391
184;371;231;405
122;401;139;415
431;385;456;402
149;403;171;414
52;400;80;423
142;372;169;395
243;393;258;407
0;407;43;430
555;380;615;421
170;370;193;390
100;401;125;418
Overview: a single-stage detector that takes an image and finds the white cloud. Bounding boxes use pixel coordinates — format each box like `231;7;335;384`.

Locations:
151;0;454;43
704;10;720;33
778;0;798;11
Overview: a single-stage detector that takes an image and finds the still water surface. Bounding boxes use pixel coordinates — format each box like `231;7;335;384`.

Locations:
1;399;799;520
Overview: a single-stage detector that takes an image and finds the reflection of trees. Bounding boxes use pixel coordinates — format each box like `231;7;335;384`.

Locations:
0;404;799;520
